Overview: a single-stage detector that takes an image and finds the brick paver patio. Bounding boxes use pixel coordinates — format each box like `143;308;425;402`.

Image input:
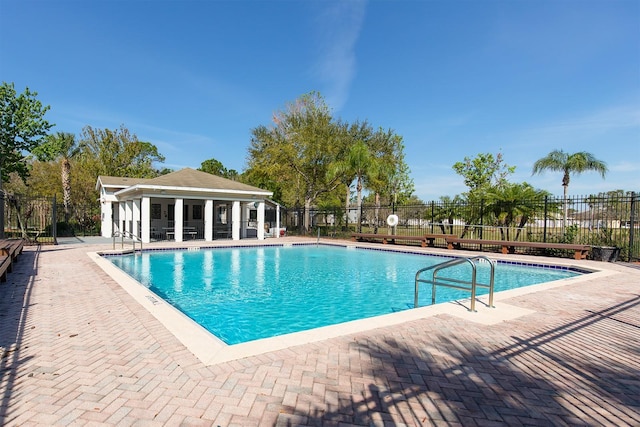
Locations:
1;239;639;426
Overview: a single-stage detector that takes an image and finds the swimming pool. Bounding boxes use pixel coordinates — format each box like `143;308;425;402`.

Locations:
106;244;584;345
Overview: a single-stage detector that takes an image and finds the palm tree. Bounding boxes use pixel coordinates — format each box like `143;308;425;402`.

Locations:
328;140;379;232
485;183;549;240
532;150;607;229
34;132;81;222
432;195;465;235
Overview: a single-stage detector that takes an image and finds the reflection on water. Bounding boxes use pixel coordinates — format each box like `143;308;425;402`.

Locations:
173;252;184;292
203;250;213;291
256;248;265;288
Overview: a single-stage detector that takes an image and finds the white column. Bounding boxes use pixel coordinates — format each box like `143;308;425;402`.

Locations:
125;201;133;234
118;203;125;234
101;201;113;238
257;201;265;240
276;204;281;239
141;196;151;243
133;199;141;238
204;199;213;241
175;198;184;242
232;201;240;240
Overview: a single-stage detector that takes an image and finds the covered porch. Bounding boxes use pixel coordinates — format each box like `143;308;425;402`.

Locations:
96;168;277;244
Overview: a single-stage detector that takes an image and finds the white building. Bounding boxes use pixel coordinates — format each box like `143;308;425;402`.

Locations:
96;168;279;244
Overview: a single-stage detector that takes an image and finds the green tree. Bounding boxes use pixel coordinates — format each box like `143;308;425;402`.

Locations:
429;195;465;235
452;151;515;197
247;92;343;231
485;182;549;240
452;151;515;237
79;125;165;178
532;149;608;229
32;132;81;221
369;128;414;205
366;127;413;233
241;167;284;203
199;158;238;180
0;82;54;182
328;122;378;231
199;158;227;176
1;82;54;237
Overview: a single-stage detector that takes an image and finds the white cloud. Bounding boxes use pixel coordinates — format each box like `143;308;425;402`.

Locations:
610;160;640;173
511;105;640;150
312;0;367;111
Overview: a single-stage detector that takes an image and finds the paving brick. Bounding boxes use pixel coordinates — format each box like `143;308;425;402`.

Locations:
1;243;639;426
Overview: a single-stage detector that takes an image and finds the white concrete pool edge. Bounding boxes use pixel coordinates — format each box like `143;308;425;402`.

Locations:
89;252;228;361
88;244;617;366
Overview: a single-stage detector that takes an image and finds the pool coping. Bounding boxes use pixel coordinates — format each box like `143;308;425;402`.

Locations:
89;240;614;365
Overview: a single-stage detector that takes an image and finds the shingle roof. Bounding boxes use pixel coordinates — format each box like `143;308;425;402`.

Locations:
98;168;270;194
144;168;269;193
97;176;152;188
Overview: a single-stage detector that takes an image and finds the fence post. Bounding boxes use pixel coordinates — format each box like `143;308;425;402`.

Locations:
543;196;548;243
479;199;484;239
430;201;435;233
52;194;57;243
630;192;637;262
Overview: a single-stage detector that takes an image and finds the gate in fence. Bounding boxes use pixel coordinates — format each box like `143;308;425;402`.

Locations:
1;193;57;244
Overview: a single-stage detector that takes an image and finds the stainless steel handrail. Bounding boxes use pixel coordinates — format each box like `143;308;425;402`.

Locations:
414;255;495;312
112;230;143;252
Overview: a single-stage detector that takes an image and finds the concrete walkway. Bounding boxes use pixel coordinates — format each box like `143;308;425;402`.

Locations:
0;239;639;426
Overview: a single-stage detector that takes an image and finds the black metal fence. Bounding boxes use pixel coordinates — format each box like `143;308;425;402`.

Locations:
3;191;638;260
283;192;639;262
56;202;102;237
1;193;57;244
1;192;102;244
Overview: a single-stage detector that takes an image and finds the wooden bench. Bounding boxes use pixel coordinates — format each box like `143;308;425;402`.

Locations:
0;238;23;283
0;238;24;262
351;233;455;248
444;237;591;260
0;255;11;282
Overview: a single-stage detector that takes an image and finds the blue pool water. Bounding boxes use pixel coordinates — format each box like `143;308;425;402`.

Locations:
107;244;583;345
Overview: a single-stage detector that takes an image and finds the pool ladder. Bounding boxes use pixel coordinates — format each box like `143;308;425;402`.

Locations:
112;230;143;252
414;256;496;312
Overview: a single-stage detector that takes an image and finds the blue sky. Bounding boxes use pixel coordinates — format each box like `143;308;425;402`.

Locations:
1;0;638;201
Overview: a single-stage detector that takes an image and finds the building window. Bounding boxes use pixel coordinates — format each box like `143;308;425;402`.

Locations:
193;205;202;220
151;204;161;220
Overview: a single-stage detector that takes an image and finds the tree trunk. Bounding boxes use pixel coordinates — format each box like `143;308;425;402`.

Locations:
62;158;72;222
373;192;380;233
356;176;363;233
304;198;312;232
563;184;568;231
514;216;528;240
344;184;350;231
8;197;27;239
